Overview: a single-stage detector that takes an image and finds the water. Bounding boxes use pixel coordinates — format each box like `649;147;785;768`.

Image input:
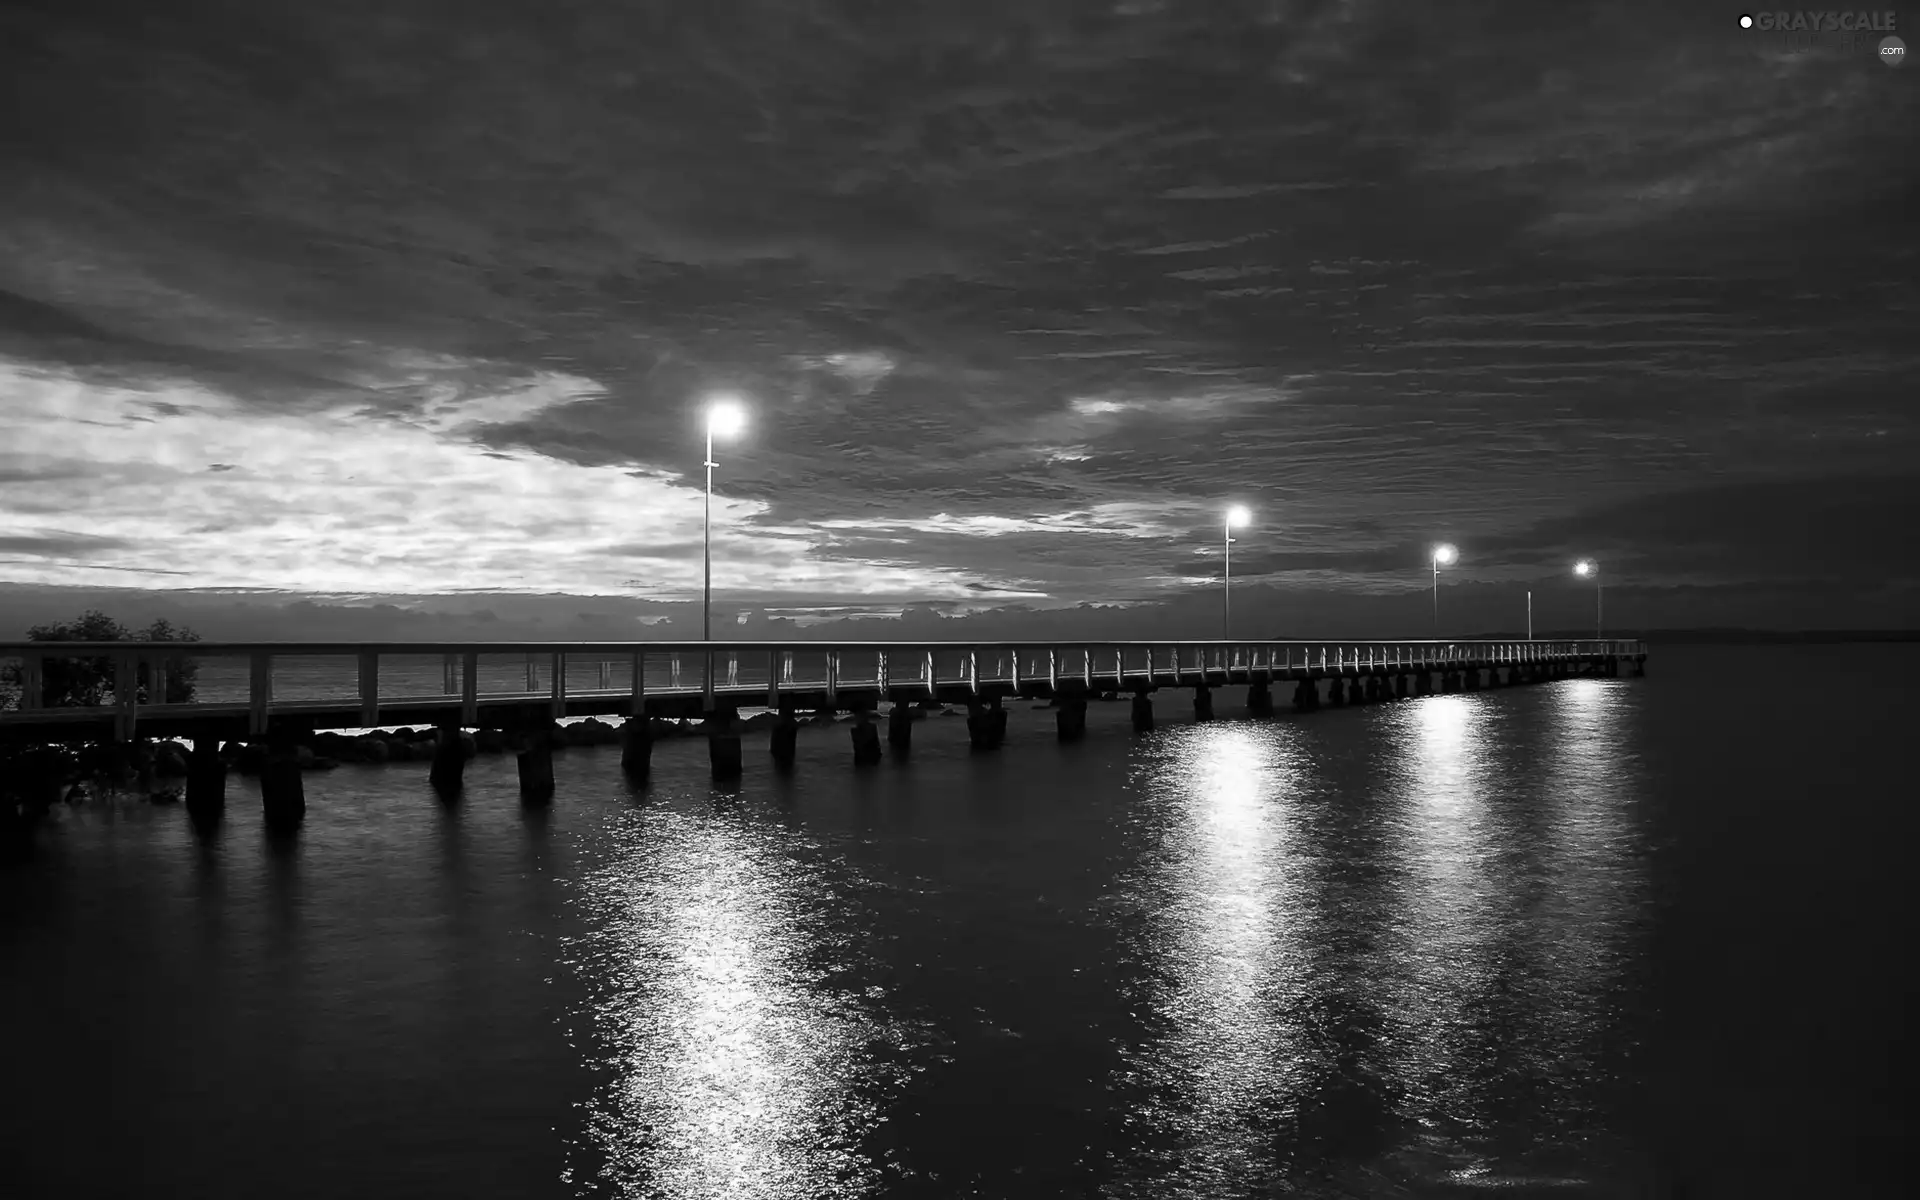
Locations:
3;644;1910;1198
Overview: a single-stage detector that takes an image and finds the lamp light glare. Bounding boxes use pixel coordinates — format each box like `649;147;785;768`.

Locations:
706;398;747;438
1575;559;1596;577
1226;504;1251;528
1433;543;1457;566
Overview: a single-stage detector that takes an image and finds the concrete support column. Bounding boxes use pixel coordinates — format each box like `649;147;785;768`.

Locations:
260;725;306;829
619;715;654;780
517;727;555;802
186;730;226;817
966;699;996;749
850;710;882;766
707;708;743;781
1364;675;1383;702
1247;680;1273;716
1193;685;1214;722
1326;677;1347;707
1464;668;1481;691
1056;684;1088;742
1130;690;1155;732
771;703;799;768
887;702;914;753
1393;674;1409;700
429;718;467;796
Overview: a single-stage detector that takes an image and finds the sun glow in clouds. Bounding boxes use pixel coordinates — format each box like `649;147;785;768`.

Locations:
0;359;998;598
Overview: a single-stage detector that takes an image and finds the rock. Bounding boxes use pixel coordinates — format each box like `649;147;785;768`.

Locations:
575;718;616;744
355;737;391;764
295;745;317;769
742;711;778;731
386;740;414;763
154;745;190;777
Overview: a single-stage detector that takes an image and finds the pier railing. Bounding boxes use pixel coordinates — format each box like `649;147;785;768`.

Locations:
0;638;1646;741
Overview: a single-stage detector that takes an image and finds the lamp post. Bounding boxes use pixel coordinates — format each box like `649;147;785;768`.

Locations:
1431;543;1457;636
1223;505;1251;640
702;397;747;642
1575;559;1602;641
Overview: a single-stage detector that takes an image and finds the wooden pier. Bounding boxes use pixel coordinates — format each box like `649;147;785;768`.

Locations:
0;638;1646;824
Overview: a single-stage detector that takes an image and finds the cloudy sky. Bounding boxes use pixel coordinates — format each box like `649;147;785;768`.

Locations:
1;0;1915;637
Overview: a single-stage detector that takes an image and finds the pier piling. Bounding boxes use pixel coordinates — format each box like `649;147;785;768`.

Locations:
619;716;653;780
1130;690;1154;732
708;708;743;781
851;711;883;766
260;726;306;829
887;702;914;753
517;728;555;802
428;718;466;796
186;731;226;816
1193;685;1214;722
1247;680;1273;716
1056;684;1089;742
771;703;799;767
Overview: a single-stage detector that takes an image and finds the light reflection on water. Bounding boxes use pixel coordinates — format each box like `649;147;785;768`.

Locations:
1107;725;1314;1194
3;668;1702;1198
558;798;915;1199
1104;685;1655;1195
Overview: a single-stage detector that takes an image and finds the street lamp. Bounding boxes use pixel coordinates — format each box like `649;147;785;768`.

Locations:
703;397;747;641
1574;558;1602;641
1431;543;1457;635
1223;505;1251;639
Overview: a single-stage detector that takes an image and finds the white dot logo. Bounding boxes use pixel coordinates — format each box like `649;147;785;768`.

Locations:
1739;14;1754;28
1882;35;1907;66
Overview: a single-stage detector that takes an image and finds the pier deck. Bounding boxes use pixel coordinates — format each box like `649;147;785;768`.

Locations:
0;638;1647;744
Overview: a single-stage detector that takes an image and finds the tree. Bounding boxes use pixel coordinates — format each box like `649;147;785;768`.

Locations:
0;610;200;709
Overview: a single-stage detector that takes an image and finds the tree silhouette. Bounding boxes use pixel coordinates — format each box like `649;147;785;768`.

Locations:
0;611;200;709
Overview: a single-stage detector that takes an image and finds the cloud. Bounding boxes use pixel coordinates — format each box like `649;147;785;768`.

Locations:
0;0;1912;624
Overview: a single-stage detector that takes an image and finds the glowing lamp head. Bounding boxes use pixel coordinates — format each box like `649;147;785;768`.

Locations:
1432;543;1457;567
706;397;747;438
1225;504;1251;528
1575;559;1596;577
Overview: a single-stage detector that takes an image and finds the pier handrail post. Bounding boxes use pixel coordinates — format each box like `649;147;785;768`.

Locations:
1048;647;1058;691
550;651;566;722
826;648;840;707
968;648;979;696
443;653;457;695
248;652;272;737
358;652;379;727
115;649;138;742
461;651;479;728
632;649;647;718
767;648;781;709
925;648;936;696
1011;649;1021;691
20;649;43;710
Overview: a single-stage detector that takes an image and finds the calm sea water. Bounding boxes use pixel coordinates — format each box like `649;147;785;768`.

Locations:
2;644;1910;1199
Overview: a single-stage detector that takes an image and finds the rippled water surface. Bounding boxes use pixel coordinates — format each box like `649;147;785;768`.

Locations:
4;645;1912;1198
